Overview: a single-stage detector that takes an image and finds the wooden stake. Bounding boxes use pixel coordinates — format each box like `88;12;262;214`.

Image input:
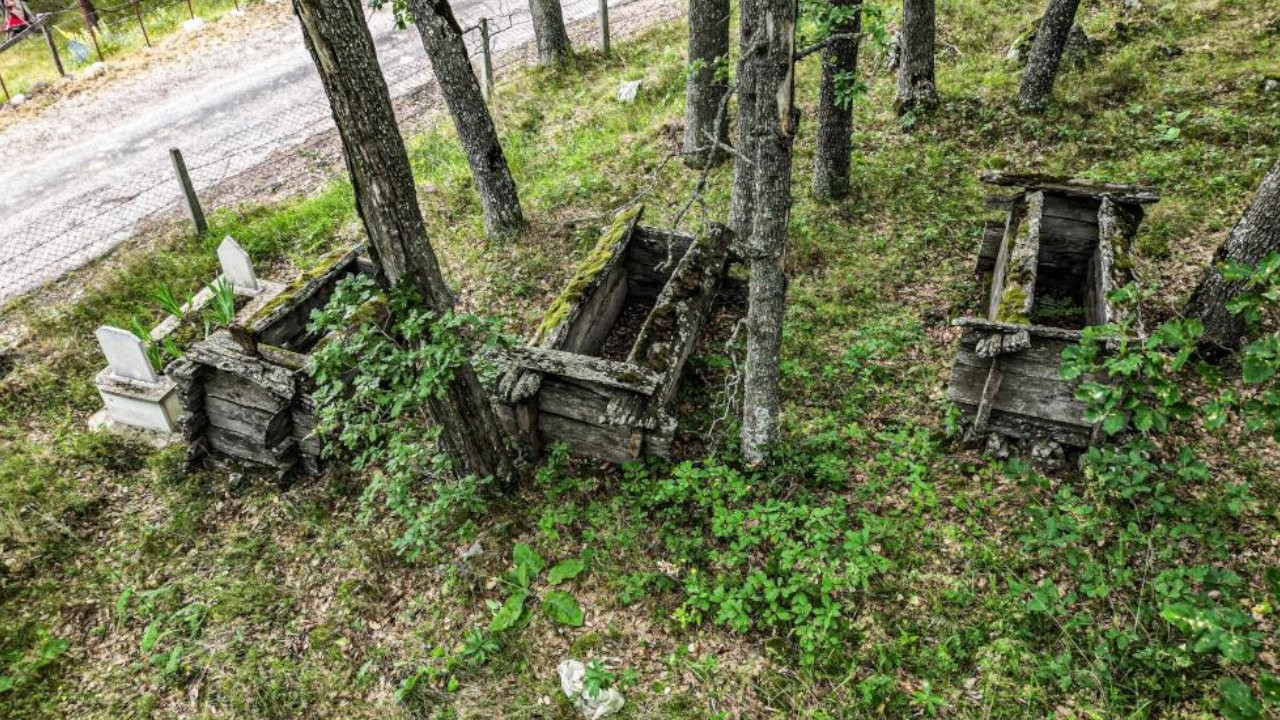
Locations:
41;23;64;77
134;1;151;47
0;69;9;103
170;148;207;236
479;17;494;103
598;0;610;54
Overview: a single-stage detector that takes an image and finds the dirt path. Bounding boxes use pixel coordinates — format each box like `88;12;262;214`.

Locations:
0;0;681;306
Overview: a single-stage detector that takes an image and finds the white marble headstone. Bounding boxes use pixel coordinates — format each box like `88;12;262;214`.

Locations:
217;236;259;293
96;326;159;384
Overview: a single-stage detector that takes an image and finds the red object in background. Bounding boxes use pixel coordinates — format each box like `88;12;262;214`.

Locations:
4;0;30;35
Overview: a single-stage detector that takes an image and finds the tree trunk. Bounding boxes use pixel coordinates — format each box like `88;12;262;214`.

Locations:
729;0;760;244
1018;0;1082;111
895;0;937;114
528;0;572;65
740;0;796;464
812;0;862;201
1186;156;1280;351
682;0;731;168
409;0;524;237
293;0;517;485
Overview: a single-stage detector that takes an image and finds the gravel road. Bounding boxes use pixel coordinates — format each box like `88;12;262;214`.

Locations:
0;0;678;304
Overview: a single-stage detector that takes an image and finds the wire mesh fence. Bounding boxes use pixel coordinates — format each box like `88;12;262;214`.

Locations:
0;0;667;305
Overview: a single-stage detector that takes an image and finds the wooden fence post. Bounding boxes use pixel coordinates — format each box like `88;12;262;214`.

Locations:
598;0;610;55
0;69;9;103
41;22;65;77
134;1;151;47
479;17;494;103
170;148;208;236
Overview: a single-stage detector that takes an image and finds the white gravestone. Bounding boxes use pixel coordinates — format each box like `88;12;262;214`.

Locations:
95;326;159;384
217;236;259;293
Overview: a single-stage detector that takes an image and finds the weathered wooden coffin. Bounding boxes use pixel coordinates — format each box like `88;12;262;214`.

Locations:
948;172;1159;447
495;206;730;464
168;246;374;475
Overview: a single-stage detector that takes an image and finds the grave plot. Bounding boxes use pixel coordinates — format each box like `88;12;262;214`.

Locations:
90;237;284;439
167;245;376;476
494;205;731;464
948;172;1159;450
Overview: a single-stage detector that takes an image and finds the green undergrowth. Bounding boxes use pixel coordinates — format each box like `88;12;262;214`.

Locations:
2;0;1279;717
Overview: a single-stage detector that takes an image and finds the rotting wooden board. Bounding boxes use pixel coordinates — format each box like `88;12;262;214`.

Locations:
949;360;1091;430
493;346;662;395
952;401;1093;446
207;425;297;468
980;171;1160;204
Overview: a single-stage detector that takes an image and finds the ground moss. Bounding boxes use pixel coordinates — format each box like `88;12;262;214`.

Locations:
532;205;642;344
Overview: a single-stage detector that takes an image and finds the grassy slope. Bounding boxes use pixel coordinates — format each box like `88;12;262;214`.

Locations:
2;0;1279;717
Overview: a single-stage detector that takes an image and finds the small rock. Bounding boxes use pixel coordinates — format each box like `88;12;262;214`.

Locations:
1263;77;1280;94
1122;0;1141;10
182;17;206;32
229;472;244;488
984;433;1010;460
81;62;107;79
617;80;642;104
10;94;26;107
1029;438;1065;471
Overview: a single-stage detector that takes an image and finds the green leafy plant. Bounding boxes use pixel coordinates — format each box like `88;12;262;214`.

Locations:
486;544;588;633
207;278;237;328
307;275;511;559
151;283;188;319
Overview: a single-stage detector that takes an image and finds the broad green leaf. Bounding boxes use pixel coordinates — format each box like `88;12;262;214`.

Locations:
1242;356;1276;385
164;644;183;675
488;591;527;634
547;559;587;586
1219;677;1262;720
0;676;14;693
1259;674;1280;703
512;544;546;586
1103;412;1127;435
141;620;162;653
542;591;585;627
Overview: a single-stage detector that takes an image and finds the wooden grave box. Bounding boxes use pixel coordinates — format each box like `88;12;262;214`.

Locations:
168;247;375;475
948;172;1159;447
495;206;730;464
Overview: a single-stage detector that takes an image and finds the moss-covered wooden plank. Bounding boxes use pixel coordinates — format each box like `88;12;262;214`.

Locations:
492;345;661;394
988;190;1043;324
980;171;1160;204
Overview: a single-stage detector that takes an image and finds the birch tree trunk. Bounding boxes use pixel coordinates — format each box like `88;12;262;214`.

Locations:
293;0;517;485
729;0;760;244
409;0;524;237
895;0;937;114
1017;0;1082;111
528;0;573;65
682;0;731;168
741;0;796;464
1186;156;1280;351
812;0;862;201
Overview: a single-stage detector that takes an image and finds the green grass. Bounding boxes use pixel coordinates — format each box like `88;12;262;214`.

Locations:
2;0;1279;717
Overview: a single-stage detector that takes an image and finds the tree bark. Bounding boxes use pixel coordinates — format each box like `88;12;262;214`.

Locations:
740;0;796;464
682;0;731;168
409;0;524;237
812;0;862;201
895;0;937;114
293;0;517;485
1018;0;1082;111
1186;156;1280;351
729;0;760;244
528;0;572;65
78;0;99;28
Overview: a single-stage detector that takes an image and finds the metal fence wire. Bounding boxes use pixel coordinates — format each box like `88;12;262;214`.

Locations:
0;0;664;304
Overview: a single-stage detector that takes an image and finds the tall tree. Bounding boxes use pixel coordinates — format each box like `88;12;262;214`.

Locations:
812;0;863;200
528;0;572;65
729;0;760;243
1186;156;1280;351
408;0;524;237
895;0;937;114
1018;0;1082;110
741;0;796;464
293;0;517;484
682;0;731;168
78;0;99;28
